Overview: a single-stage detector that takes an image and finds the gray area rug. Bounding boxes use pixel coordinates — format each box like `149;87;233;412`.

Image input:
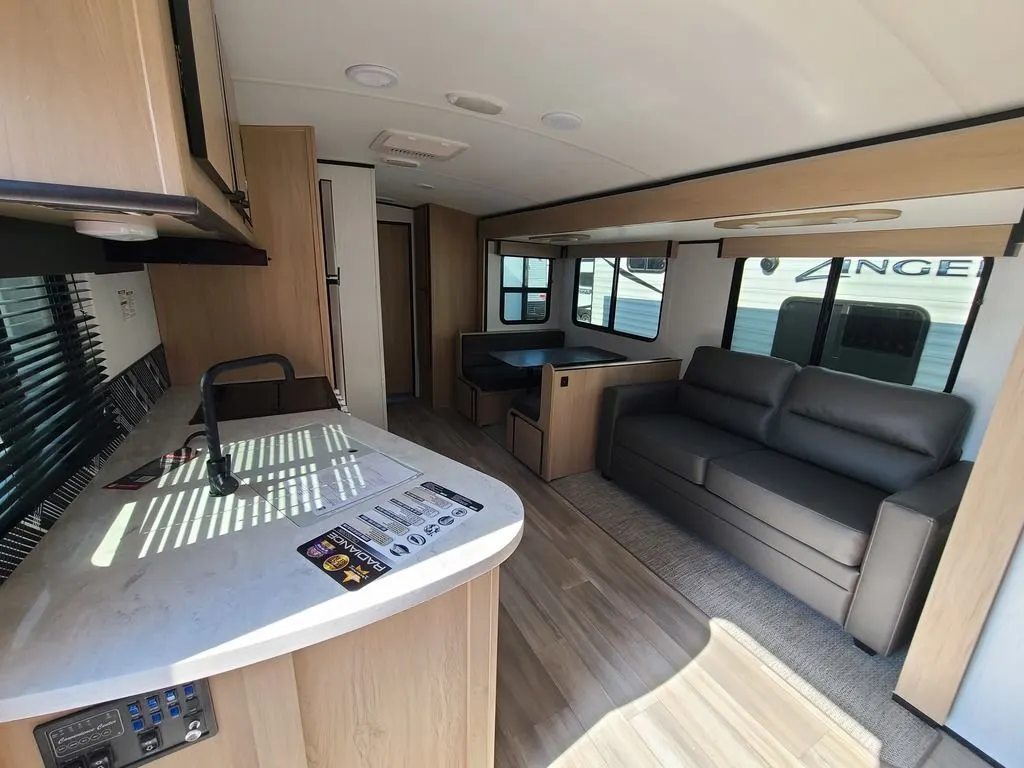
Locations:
552;472;938;768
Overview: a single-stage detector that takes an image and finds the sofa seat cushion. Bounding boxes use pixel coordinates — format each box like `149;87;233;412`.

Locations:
705;450;885;567
463;366;533;392
615;413;761;485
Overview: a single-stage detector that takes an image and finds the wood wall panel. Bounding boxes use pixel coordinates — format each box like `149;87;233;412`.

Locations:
0;571;500;768
720;225;1013;260
150;126;332;386
0;0;164;191
292;578;473;768
896;332;1024;722
427;205;480;409
539;359;682;480
377;222;415;395
480;118;1024;239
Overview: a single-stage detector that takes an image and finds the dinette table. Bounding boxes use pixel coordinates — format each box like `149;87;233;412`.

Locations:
488;345;626;369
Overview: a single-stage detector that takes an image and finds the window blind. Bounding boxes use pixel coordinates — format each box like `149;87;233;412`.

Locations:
0;275;114;538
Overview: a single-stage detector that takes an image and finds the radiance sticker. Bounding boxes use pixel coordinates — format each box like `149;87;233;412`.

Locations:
297;481;484;591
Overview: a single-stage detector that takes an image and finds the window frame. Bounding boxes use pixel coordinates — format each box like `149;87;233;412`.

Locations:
571;256;667;342
720;256;994;392
499;255;553;325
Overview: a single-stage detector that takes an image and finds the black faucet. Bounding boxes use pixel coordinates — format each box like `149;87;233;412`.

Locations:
200;354;296;497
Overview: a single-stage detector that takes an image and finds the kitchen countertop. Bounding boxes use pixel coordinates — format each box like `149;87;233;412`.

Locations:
0;388;524;723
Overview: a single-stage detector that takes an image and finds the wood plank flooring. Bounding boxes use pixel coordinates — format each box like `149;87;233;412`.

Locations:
387;403;984;768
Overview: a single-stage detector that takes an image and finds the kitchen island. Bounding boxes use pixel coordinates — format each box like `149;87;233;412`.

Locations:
0;389;524;768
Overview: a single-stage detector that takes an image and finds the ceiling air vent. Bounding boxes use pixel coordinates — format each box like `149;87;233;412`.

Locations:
370;130;469;162
380;156;421;169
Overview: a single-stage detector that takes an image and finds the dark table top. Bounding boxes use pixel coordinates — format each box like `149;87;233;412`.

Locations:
489;346;628;369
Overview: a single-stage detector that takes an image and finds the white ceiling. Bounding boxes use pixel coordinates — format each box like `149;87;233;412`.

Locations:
507;189;1024;243
215;0;1024;216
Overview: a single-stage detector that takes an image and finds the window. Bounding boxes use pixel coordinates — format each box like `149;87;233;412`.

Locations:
627;256;667;273
573;256;666;340
501;256;552;324
723;256;991;390
0;275;113;538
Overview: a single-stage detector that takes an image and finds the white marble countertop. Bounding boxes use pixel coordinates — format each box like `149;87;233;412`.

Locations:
0;389;524;723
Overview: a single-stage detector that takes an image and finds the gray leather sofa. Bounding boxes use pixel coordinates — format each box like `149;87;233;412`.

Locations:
596;346;973;656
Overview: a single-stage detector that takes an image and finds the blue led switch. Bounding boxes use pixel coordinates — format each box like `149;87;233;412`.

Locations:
151;711;163;725
165;689;177;703
127;702;141;717
146;696;160;711
183;683;195;698
169;703;181;718
131;717;144;732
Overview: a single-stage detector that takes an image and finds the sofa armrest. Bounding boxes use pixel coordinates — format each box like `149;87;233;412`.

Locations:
845;460;973;655
595;380;680;475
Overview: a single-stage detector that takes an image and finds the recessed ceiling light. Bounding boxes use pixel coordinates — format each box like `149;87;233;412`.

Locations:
541;111;583;131
345;64;399;88
446;92;505;116
716;209;902;230
528;233;591;243
416;183;435;190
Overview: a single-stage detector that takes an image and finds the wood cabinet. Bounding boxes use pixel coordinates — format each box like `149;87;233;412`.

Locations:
149;126;332;386
414;204;480;410
0;0;253;244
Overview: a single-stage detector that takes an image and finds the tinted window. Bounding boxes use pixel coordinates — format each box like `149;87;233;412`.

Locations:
573;256;666;340
501;256;552;324
725;256;989;390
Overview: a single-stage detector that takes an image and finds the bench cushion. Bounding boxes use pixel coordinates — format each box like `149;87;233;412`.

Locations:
511;390;541;423
705;450;886;567
463;367;533;392
615;413;760;485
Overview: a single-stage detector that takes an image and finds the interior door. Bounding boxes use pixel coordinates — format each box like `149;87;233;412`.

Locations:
377;222;415;396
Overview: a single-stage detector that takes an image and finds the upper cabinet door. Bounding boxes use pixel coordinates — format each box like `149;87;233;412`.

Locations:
170;0;236;194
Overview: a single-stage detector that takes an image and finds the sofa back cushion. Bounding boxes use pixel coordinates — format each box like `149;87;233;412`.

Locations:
461;330;565;371
770;366;971;493
676;347;800;442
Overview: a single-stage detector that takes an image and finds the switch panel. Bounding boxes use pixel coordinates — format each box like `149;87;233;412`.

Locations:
34;679;217;768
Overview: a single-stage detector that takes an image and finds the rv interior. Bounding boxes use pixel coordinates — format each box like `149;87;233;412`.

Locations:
1;2;1024;767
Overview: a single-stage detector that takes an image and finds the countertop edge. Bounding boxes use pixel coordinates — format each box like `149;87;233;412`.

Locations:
0;518;523;724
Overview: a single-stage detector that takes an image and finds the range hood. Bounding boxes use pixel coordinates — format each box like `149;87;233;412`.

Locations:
0;181;268;269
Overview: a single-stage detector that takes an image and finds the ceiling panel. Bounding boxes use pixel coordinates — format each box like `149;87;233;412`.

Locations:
216;0;1024;215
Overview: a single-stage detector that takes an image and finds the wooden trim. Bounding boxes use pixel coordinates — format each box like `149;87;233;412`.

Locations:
496;240;561;258
466;568;500;768
427;205;479;409
454;377;475;422
720;225;1014;260
567;241;679;259
480;119;1024;239
510;415;544;475
895;331;1024;722
150;126;330;385
538;358;682;481
239;655;309;767
475;390;520;427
